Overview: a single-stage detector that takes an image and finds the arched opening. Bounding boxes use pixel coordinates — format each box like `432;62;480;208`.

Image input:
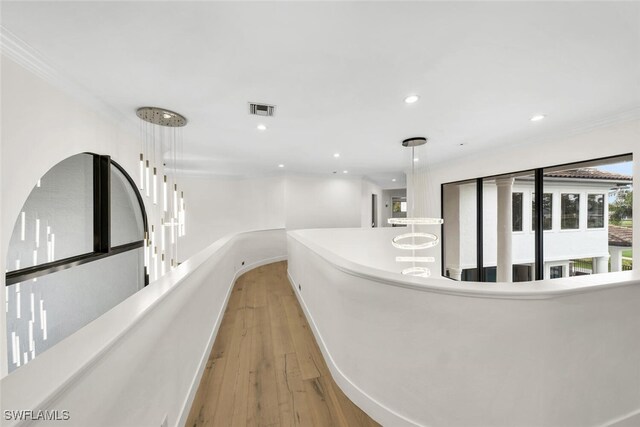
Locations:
5;153;147;372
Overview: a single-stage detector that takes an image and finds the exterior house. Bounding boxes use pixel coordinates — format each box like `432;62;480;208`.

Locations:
444;167;632;281
609;224;633;272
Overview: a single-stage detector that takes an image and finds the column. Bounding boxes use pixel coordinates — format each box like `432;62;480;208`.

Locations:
496;178;514;282
448;267;463;281
610;247;623;272
593;255;610;274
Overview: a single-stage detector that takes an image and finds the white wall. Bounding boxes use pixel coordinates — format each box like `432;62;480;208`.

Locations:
1;57;141;377
179;174;371;261
284;175;362;231
179;175;285;261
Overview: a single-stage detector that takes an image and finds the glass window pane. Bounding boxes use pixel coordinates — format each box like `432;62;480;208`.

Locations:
442;180;477;281
532;193;553;231
5;248;144;373
587;194;605;228
561;194;580;229
550;265;564;278
545;155;632;278
512;192;523;232
6;154;94;272
111;164;145;246
482;179;496;282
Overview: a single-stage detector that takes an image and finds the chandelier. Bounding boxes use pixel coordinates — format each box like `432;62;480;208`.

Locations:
388;137;443;278
136;107;187;283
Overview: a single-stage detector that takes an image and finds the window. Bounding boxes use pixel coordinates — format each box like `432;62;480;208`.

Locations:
442;153;632;282
5;153;147;372
6;155;94;272
442;180;478;281
561;193;580;229
587;194;605;228
392;199;407;213
550;265;564;279
532;193;553;230
512;192;523;232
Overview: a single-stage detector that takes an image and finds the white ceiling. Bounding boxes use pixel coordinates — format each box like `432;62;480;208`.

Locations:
2;1;639;188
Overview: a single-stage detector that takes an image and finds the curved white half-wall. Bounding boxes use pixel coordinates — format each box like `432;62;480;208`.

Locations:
288;228;640;427
0;228;286;427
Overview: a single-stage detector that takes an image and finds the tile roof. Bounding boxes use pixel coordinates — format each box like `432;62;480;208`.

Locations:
609;225;633;247
545;167;632;181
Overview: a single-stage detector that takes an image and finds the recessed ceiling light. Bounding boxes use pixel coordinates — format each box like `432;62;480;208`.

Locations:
404;94;419;104
278;164;284;168
413;158;419;162
530;114;546;122
343;170;348;174
392;178;397;182
162;113;172;119
257;124;267;131
333;153;340;158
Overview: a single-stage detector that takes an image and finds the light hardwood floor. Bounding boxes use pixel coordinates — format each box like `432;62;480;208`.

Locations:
185;261;380;427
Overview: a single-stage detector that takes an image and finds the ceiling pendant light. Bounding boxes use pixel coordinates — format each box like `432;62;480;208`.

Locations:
137;106;188;281
388;137;443;278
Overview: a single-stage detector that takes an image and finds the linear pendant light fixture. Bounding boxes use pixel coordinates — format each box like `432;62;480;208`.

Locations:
137;107;188;283
388;137;443;277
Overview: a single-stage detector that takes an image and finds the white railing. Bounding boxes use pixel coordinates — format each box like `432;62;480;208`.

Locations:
288;228;640;427
0;229;286;427
3;225;637;427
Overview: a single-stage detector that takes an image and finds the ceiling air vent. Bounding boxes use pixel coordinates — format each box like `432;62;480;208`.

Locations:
249;102;276;117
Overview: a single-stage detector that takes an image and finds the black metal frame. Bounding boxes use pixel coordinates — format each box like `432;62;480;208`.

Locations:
6;153;148;286
440;153;632;282
94;155;111;253
476;178;485;282
534;168;544;280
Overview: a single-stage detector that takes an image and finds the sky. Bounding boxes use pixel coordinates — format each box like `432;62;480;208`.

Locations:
597;162;633;176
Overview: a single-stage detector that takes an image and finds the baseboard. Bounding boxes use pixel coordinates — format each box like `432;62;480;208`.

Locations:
286;270;423;427
176;255;287;427
236;255;288;278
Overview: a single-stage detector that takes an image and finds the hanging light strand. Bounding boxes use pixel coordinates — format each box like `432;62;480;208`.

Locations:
136;107;188;282
389;137;443;278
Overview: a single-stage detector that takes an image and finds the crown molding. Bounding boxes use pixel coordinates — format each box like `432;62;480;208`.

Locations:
0;25;60;83
0;25;138;133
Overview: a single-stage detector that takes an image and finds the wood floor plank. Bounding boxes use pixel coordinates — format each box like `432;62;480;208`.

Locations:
230;305;254;427
317;375;362;427
303;377;339;427
185;355;226;427
279;352;314;427
282;295;321;380
246;306;280;426
211;306;252;426
268;293;295;356
186;262;379;427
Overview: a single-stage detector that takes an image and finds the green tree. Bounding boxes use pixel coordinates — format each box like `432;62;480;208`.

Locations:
610;189;632;223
